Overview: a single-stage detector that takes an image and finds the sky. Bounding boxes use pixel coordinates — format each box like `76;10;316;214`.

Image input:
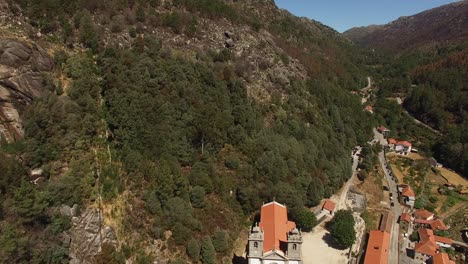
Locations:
273;0;462;32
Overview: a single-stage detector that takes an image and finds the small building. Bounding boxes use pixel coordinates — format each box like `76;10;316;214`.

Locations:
321;200;336;215
429;158;443;168
387;138;397;145
378;211;393;234
395;141;412;155
399;185;415;207
365;105;374;113
363;230;390;264
247;201;302;264
399;213;412;233
414;209;434;221
377;125;390;136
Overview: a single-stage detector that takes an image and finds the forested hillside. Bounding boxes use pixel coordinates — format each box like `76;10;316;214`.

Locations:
0;0;373;263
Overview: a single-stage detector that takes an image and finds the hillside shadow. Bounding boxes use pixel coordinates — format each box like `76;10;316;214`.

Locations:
232;254;247;264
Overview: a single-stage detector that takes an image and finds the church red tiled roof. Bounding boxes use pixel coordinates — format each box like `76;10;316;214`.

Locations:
259;202;296;253
364;230;390;264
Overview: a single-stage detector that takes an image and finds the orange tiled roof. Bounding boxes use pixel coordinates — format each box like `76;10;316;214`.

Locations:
430;219;449;231
364;230;390;264
401;186;415;197
433;253;455;264
400;213;411;223
259;202;296;253
396;141;412;147
415;219;449;231
435;236;452;245
415;209;434;220
388;138;397;144
322;200;336;212
415;229;439;256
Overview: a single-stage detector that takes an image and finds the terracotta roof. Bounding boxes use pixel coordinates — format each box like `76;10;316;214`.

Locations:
259;202;296;253
415;209;434;220
322;200;336;212
365;105;373;111
396;141;412;147
364;230;390;264
415;219;433;225
379;211;393;234
415;229;439;257
400;213;412;223
388;138;397;144
415;218;448;231
430;219;449;231
433;253;455;264
377;125;389;132
435;236;452;245
401;186;415;197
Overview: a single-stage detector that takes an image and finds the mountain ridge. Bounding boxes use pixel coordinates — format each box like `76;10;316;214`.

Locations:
343;0;468;52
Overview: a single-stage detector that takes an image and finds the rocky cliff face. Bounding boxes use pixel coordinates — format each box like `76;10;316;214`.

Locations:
69;208;117;264
0;39;53;142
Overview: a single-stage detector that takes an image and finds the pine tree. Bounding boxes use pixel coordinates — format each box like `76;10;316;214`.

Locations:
200;236;215;264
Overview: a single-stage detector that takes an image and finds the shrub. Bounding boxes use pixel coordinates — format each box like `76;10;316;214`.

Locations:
295;209;317;232
190;186;206;208
186;238;200;260
224;156;240;170
212;230;229;253
200;236;215;264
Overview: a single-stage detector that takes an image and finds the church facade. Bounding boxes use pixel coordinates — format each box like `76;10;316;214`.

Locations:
247;201;303;264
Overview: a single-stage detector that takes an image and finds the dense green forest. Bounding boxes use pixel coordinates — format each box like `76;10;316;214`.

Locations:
373;44;468;177
0;0;375;263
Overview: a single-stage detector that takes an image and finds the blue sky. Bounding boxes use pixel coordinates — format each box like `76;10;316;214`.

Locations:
274;0;462;32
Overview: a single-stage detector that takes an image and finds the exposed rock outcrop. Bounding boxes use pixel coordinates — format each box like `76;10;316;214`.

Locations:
69;208;117;264
0;39;53;142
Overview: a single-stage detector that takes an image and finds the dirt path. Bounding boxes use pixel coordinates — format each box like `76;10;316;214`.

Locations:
440;202;468;220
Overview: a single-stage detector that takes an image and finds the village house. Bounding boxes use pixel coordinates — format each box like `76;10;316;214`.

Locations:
429;157;443;168
377;125;390;136
398;185;415;207
414;209;434;221
413;229;452;263
399;213;412;233
321;199;336;216
395;140;412;155
414;219;449;231
379;211;393;234
365;105;374;113
247;201;302;264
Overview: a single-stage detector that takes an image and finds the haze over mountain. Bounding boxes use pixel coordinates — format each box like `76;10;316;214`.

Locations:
343;0;468;51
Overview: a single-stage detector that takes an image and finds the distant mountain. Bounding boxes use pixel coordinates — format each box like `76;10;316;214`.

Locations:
343;1;468;52
342;25;383;43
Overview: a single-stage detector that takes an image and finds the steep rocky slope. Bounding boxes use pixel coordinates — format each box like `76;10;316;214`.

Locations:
343;0;468;52
0;39;53;142
0;1;373;263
